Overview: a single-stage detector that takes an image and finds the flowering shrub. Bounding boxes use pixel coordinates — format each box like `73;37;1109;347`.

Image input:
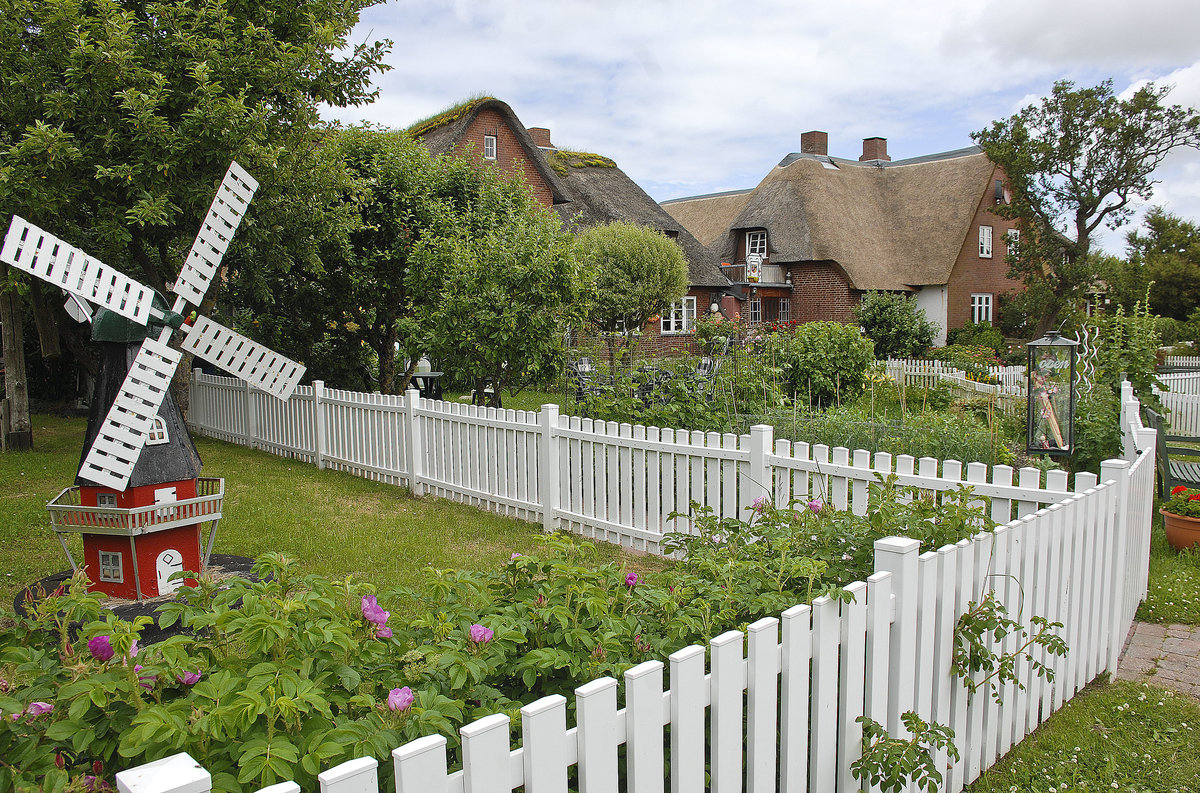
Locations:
1163;486;1200;518
0;480;995;792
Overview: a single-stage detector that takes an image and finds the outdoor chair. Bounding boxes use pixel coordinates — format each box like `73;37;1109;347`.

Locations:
568;357;605;402
1145;408;1200;497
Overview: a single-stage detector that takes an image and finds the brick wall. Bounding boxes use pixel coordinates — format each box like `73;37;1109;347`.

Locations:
459;109;554;207
945;165;1023;330
787;263;858;323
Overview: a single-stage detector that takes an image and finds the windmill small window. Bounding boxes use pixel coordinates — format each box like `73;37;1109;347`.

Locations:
97;493;117;508
145;416;169;446
98;551;123;583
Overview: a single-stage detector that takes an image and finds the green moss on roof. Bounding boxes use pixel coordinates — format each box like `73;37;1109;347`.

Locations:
547;149;617;176
406;94;495;137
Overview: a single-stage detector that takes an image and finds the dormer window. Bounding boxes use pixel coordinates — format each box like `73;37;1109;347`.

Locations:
745;230;767;259
483;135;497;160
146;416;169;446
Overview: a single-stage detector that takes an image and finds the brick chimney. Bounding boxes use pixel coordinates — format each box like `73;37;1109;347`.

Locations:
860;137;890;162
801;130;828;156
527;127;553;148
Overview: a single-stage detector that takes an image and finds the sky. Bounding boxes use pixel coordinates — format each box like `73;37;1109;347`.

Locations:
322;0;1200;255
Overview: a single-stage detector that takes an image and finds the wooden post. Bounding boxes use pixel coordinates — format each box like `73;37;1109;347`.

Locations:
243;379;257;450
1100;458;1131;673
313;380;326;470
874;536;921;737
0;279;32;450
538;404;561;533
747;424;773;505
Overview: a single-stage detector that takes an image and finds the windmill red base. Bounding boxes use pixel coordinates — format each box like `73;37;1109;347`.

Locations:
48;478;224;600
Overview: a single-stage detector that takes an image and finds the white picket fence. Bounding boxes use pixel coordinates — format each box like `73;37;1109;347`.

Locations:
188;371;1078;553
1154;372;1200;435
1162;355;1200;369
123;381;1156;793
883;359;1026;397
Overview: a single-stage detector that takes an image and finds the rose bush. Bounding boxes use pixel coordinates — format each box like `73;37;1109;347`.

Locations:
0;479;993;792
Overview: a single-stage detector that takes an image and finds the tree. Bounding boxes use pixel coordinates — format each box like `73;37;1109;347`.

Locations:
420;170;581;407
576;221;689;333
854;291;938;359
0;0;390;446
972;79;1200;333
1125;207;1200;320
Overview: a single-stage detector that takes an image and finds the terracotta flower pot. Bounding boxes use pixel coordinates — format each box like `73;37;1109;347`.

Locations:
1160;508;1200;552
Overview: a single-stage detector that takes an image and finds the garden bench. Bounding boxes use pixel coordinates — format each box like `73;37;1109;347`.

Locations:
1145;408;1200;497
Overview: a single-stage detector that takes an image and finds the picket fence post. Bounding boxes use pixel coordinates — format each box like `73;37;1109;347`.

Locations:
873;536;921;738
312;380;327;470
114;752;210;793
539;404;561;533
189;368;202;430
243;379;258;449
747;424;773;505
404;389;424;495
1099;457;1131;673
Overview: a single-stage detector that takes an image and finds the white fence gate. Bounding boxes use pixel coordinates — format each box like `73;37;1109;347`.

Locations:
125;375;1158;793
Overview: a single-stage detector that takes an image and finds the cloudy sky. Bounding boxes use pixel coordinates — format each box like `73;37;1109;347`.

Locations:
322;0;1200;254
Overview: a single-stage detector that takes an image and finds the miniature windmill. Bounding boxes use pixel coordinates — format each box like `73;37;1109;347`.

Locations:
2;162;305;599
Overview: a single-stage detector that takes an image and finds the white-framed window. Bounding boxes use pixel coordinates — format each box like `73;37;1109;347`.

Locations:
745;230;767;258
97;493;117;508
483;135;497;160
146;416;169;446
979;225;993;258
661;296;697;334
1005;229;1019;258
98;551;123;583
971;293;993;324
778;297;790;322
746;298;762;324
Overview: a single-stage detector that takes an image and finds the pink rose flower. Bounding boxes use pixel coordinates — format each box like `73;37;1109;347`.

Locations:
388;686;414;712
88;636;114;662
468;623;493;644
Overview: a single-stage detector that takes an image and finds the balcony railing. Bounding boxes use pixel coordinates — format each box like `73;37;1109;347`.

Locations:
47;478;225;537
720;262;788;284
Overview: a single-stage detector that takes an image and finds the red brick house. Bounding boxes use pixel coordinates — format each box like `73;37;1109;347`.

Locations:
408;98;732;341
661;132;1022;342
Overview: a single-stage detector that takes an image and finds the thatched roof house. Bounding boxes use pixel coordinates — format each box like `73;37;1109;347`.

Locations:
662;133;1022;339
409;97;732;333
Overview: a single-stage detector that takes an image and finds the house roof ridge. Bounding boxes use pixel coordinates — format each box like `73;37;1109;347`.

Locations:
661;188;755;205
776;144;984;170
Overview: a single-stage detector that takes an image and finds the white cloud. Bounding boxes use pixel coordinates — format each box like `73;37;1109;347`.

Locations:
324;0;1200;253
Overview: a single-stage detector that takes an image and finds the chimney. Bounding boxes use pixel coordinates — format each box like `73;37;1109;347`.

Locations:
801;130;828;156
860;137;890;162
527;127;553;148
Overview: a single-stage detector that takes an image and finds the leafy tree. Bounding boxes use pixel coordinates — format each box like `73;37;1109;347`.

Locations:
972;79;1200;333
0;0;390;446
420;169;581;407
576;221;689;333
1125;208;1200;320
854;291;938;358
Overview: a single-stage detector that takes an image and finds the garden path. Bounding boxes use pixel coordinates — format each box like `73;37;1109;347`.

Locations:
1116;621;1200;699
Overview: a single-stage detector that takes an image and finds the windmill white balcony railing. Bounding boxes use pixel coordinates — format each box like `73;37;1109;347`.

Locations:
46;478;225;570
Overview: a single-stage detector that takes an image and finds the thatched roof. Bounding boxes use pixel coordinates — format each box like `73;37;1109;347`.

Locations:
552;156;729;288
661;189;753;249
664;146;996;291
408;97;572;205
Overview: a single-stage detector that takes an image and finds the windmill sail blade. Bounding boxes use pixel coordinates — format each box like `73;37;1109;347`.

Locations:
181;315;304;401
173;161;259;308
79;338;182;491
2;216;155;326
64;293;93;324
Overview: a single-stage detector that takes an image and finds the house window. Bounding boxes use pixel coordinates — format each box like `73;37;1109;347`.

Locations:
971;293;993;324
979;225;993;258
483;135;497;160
745;230;767;258
1005;229;1019;258
146;416;169;446
746;298;762;324
99;551;123;583
97;493;117;508
661;297;696;334
778;297;790;322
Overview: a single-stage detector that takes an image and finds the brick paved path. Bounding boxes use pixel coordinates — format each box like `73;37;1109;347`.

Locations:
1116;621;1200;699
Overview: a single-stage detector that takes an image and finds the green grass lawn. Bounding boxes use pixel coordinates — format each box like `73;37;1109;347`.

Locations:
0;414;662;612
1139;509;1200;624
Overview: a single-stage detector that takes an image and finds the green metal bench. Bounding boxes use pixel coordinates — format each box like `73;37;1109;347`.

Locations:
1145;408;1200;497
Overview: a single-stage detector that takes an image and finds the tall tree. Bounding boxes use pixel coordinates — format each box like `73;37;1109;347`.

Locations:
1125;207;1200;320
576;221;689;333
0;0;390;447
972;79;1200;333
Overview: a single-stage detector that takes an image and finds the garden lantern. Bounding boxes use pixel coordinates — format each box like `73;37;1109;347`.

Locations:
1026;332;1078;456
